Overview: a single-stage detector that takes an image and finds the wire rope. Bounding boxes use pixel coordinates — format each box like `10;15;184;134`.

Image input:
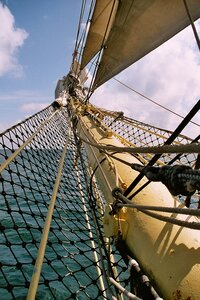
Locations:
183;0;200;52
85;0;119;100
113;78;200;128
113;190;200;230
72;0;87;71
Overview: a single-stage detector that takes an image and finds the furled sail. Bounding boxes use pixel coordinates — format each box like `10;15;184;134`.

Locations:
81;0;200;89
71;59;88;84
81;0;119;69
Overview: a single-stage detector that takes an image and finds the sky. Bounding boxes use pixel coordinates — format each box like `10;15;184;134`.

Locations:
0;0;200;139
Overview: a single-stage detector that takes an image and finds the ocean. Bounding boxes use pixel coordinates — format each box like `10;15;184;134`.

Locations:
0;148;129;299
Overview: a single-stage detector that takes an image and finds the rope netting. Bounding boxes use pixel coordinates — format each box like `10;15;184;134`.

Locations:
0;102;199;299
0;105;130;299
100;108;196;163
87;106;199;207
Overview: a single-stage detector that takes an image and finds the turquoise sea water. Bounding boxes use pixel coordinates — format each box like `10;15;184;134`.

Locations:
0;149;118;299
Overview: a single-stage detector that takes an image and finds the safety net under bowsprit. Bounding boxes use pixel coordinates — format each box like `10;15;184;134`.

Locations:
0;102;199;299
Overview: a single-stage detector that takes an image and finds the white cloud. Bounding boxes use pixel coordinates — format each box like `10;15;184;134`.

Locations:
0;89;51;101
20;102;49;112
90;23;200;138
0;3;28;76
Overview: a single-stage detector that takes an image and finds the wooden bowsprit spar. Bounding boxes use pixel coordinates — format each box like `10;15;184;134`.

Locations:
70;93;200;299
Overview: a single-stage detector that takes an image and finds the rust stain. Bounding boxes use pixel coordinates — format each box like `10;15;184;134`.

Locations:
172;290;181;300
172;290;192;300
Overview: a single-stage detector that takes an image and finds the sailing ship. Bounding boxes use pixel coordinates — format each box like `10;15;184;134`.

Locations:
0;1;200;299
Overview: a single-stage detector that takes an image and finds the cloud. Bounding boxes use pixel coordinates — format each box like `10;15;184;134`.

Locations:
0;89;51;101
0;89;50;132
0;3;28;77
90;23;200;138
20;102;49;112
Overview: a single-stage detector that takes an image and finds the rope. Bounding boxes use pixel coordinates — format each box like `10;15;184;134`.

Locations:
125;99;200;197
72;127;122;299
113;78;200;128
183;0;200;52
88;173;123;299
127;134;200;200
75;0;96;77
27;128;71;300
131;163;200;196
79;136;200;154
0;109;59;173
117;203;200;218
85;0;118;98
72;0;87;73
109;277;142;300
74;164;107;299
112;189;200;230
137;209;200;230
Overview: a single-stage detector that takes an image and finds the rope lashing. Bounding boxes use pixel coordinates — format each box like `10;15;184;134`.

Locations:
131;164;200;196
107;111;124;127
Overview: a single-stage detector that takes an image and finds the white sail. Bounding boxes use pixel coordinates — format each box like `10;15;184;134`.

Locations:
81;0;200;89
81;0;119;69
71;59;88;84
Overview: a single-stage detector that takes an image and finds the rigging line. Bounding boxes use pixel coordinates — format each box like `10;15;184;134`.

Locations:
168;133;200;165
79;131;124;299
124;99;200;198
113;190;200;230
84;57;99;90
27;128;71;300
183;0;200;52
72;0;86;71
0;109;60;173
113;78;200;128
71;118;114;262
136;209;200;230
85;0;118;100
88;201;123;299
101;151;133;167
74;164;107;299
76;0;96;72
76;0;92;49
0;104;52;137
73;138;122;300
79;135;200;154
116;203;200;218
113;189;200;217
128;134;200;200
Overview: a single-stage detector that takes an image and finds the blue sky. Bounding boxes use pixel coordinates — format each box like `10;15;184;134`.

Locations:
0;0;81;130
0;0;200;138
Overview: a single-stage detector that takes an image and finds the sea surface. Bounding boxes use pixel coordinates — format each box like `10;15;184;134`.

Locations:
0;149;123;299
